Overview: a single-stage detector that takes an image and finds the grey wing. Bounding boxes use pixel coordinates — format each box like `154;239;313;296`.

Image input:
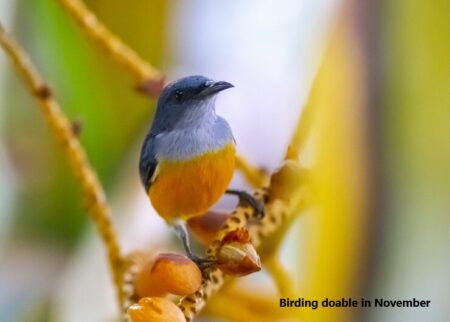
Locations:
139;133;159;191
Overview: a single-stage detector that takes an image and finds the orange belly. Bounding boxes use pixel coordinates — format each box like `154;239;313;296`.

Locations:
149;144;235;221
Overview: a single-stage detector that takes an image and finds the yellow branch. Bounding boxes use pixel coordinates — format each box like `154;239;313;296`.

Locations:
285;82;319;160
264;255;295;298
203;291;280;322
235;155;269;188
0;24;125;307
57;0;164;85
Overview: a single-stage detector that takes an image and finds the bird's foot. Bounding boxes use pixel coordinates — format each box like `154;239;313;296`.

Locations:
189;255;217;275
173;220;216;271
226;189;265;220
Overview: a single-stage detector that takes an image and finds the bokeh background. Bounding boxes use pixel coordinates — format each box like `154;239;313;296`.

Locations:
0;0;449;321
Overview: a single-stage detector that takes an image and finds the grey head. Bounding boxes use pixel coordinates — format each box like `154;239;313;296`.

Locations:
139;75;234;188
150;75;234;134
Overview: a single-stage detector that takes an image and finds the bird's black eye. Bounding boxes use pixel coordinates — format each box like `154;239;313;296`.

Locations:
174;90;184;102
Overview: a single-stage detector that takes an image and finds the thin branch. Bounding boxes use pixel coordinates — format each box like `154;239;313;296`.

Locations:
285;83;319;160
264;255;295;297
56;0;164;87
203;290;283;322
235;155;270;188
204;294;266;322
0;24;125;307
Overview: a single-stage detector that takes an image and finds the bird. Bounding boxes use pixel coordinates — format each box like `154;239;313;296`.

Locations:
139;75;263;268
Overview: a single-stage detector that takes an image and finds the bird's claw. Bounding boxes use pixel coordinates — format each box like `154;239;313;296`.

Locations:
190;255;217;275
226;189;265;220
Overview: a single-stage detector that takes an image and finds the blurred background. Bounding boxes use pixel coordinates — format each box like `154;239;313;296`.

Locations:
0;0;449;321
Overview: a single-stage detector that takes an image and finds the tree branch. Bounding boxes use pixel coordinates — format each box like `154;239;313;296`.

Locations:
56;0;164;87
235;155;270;188
0;23;125;307
285;84;318;159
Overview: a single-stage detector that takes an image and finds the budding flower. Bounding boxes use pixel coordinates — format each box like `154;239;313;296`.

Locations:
128;297;186;322
216;228;261;276
135;253;202;298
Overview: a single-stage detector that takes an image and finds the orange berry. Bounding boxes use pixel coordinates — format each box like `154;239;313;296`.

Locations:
135;253;202;297
128;297;186;322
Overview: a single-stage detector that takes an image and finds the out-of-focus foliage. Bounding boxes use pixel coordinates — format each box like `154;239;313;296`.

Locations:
3;0;167;246
299;6;371;322
372;0;450;321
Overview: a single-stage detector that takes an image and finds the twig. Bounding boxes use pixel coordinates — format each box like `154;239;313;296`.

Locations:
0;24;125;307
56;0;164;86
264;254;295;297
235;155;269;188
203;290;282;322
285;83;318;159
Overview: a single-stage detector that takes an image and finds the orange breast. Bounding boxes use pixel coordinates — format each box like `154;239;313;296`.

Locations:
149;144;235;221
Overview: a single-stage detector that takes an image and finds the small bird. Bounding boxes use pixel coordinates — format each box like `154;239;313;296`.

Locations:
139;75;263;267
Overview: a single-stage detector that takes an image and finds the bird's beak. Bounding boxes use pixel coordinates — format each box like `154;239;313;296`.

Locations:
201;81;234;97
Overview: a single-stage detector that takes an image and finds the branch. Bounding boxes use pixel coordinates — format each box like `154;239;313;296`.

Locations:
235;155;270;188
285;83;319;160
203;288;285;322
56;0;164;89
0;24;125;306
264;254;295;297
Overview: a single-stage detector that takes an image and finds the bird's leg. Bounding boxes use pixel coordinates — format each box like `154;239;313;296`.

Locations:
226;189;265;219
172;220;216;270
